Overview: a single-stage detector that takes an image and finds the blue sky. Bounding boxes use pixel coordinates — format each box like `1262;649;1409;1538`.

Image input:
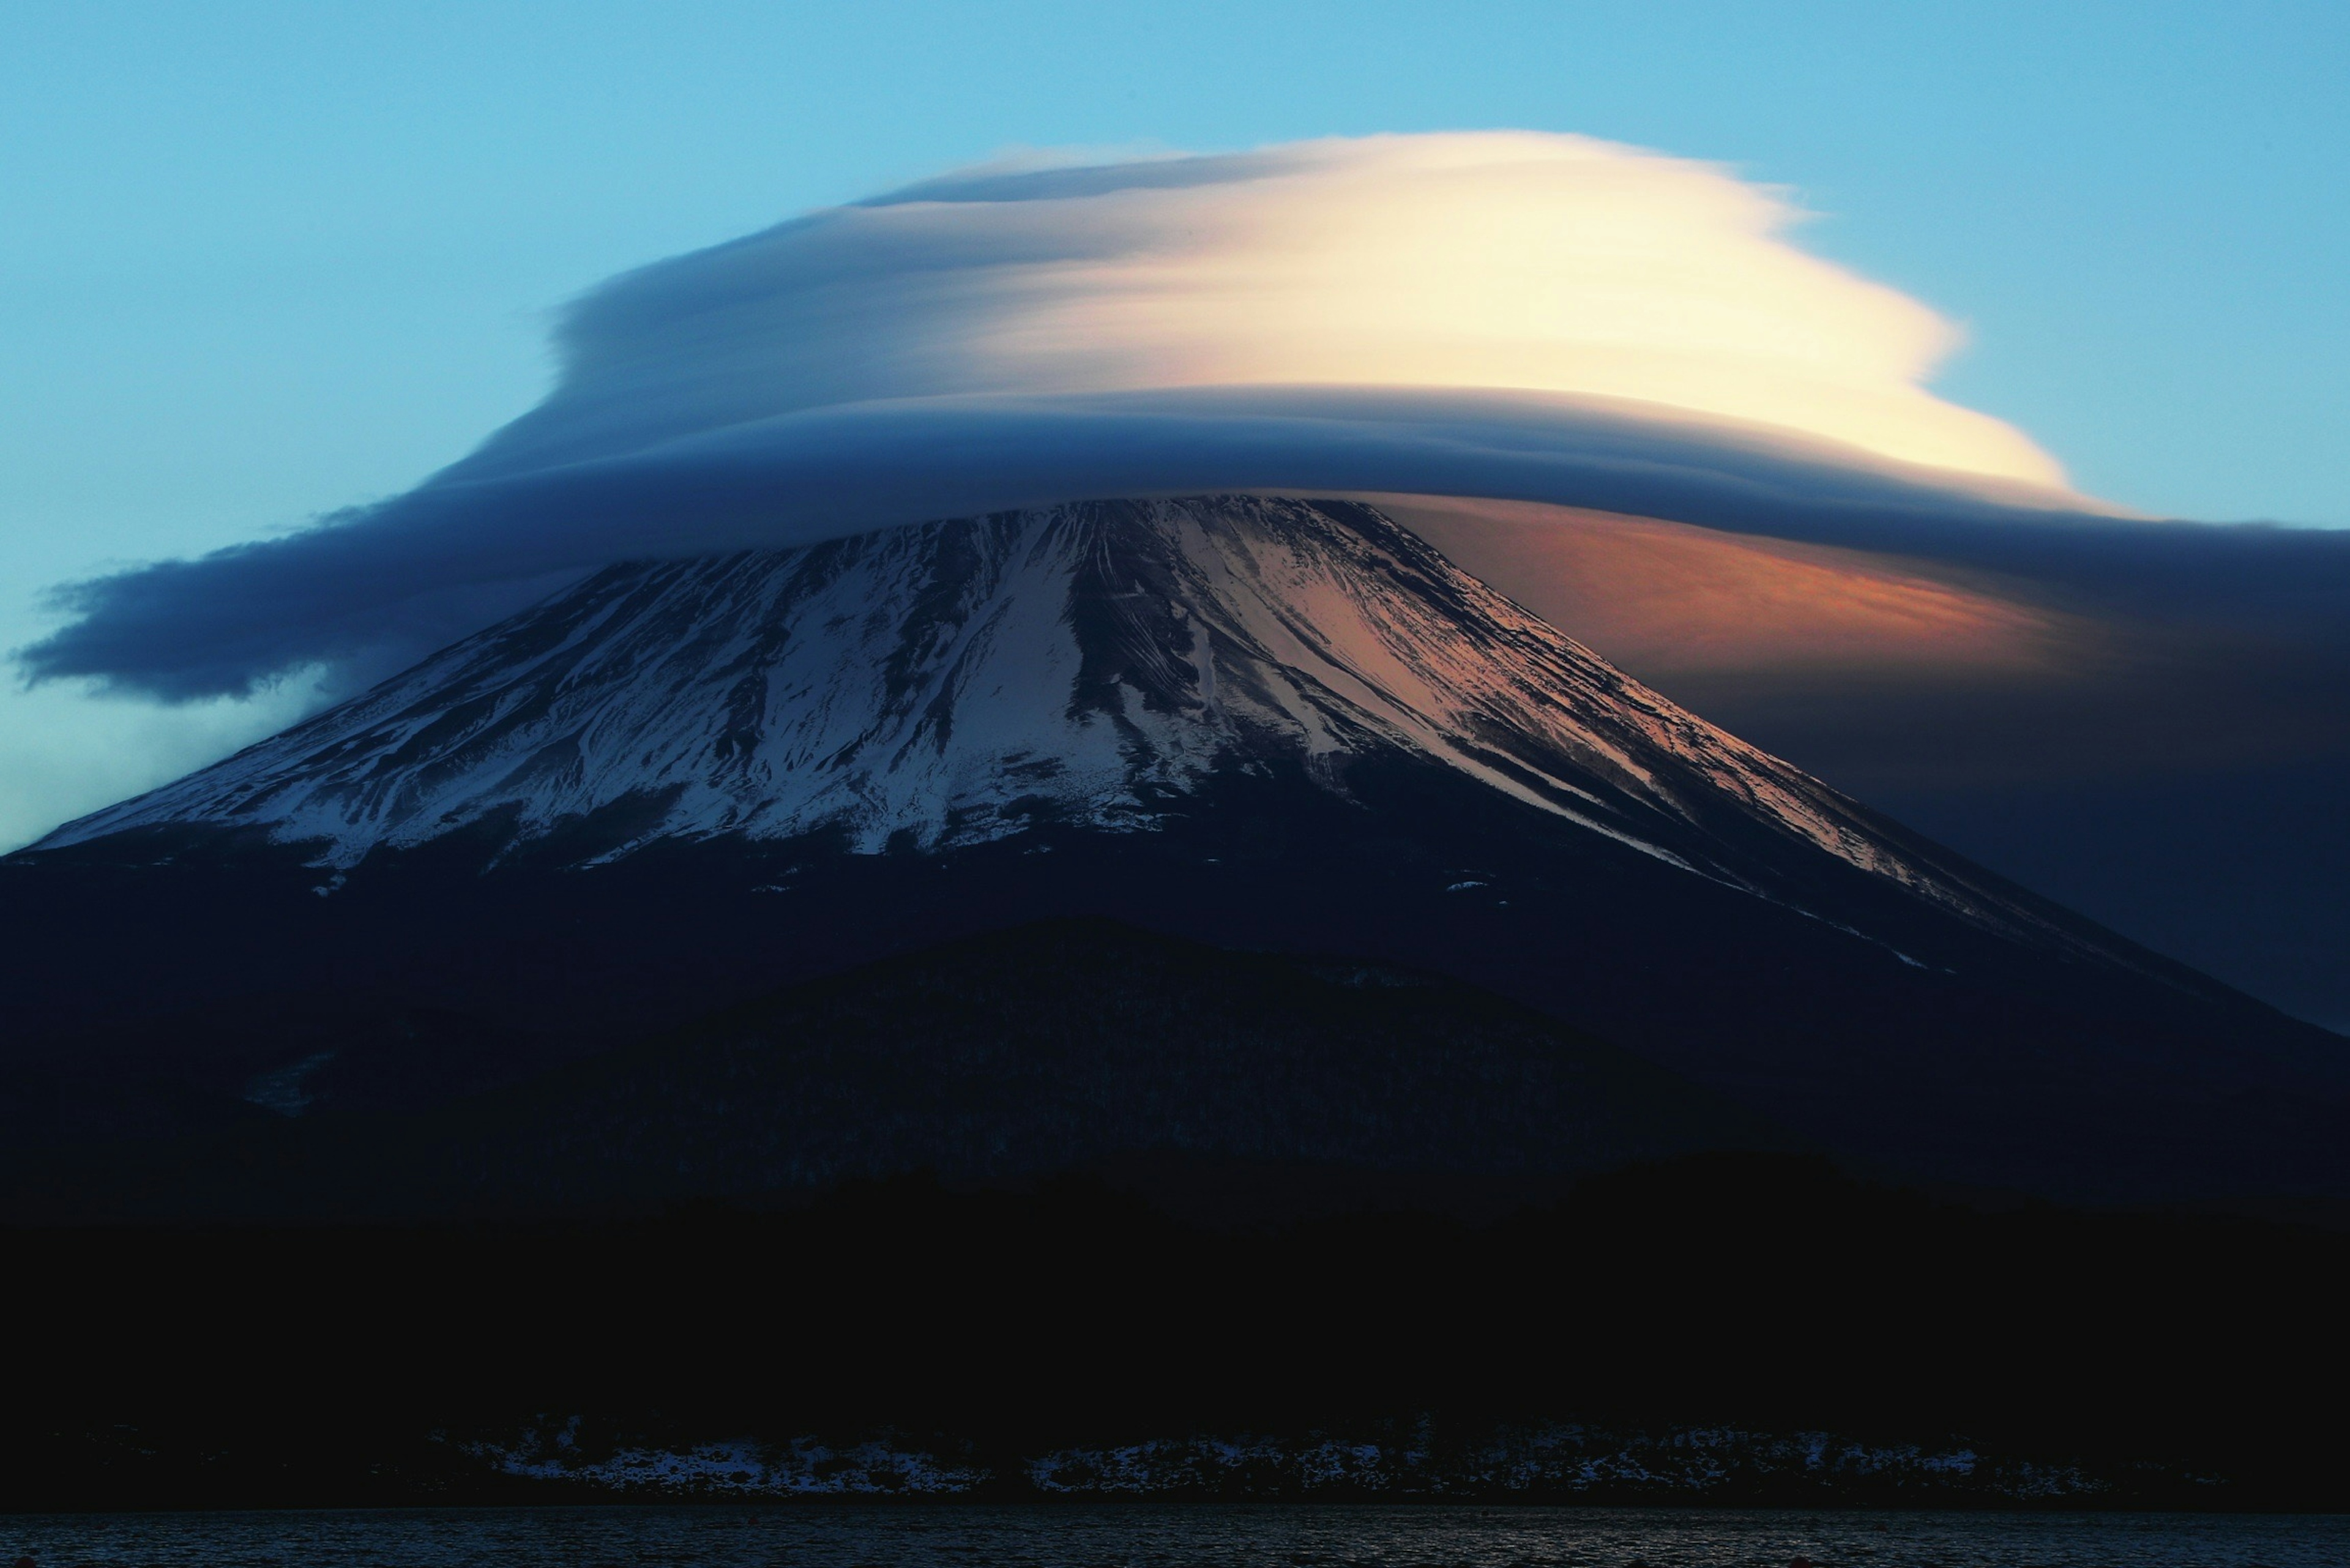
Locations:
2;0;2346;846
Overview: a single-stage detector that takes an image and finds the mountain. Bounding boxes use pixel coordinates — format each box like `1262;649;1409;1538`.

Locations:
6;496;2346;1205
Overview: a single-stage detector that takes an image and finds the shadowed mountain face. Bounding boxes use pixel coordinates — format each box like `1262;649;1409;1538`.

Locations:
6;498;2346;1207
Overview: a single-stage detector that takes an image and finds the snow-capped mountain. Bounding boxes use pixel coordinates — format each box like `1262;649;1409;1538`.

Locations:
40;496;2071;953
14;496;2347;1206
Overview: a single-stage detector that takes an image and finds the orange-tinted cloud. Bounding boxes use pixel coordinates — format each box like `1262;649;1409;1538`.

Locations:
1369;493;2076;681
1354;491;2350;792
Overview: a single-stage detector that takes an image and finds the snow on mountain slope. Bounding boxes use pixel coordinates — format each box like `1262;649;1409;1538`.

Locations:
39;496;2064;945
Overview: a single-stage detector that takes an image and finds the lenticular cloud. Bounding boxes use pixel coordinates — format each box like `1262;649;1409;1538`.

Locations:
457;133;2065;487
24;132;2127;698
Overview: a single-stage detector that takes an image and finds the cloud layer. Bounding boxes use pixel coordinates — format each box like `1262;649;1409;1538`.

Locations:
24;132;2114;698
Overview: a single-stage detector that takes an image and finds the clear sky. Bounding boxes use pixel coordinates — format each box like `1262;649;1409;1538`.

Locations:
2;0;2346;847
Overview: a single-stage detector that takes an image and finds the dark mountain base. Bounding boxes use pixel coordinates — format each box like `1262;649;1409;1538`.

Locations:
7;755;2348;1204
6;1155;2347;1510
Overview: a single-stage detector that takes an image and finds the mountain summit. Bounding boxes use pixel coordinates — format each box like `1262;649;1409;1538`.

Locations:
10;498;2346;1204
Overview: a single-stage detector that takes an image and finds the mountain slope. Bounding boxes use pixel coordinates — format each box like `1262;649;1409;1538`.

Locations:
0;920;1797;1225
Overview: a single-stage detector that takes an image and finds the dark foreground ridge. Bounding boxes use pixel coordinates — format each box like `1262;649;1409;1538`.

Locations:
6;1154;2348;1510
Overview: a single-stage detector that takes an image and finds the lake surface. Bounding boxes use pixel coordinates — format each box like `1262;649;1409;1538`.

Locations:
6;1505;2347;1568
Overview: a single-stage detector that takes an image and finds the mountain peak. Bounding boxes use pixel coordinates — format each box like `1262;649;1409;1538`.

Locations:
40;496;2061;949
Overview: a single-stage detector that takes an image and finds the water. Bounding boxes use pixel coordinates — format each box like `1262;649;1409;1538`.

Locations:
4;1506;2345;1568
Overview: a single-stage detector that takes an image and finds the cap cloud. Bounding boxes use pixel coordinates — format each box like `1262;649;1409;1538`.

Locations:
17;132;2348;725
